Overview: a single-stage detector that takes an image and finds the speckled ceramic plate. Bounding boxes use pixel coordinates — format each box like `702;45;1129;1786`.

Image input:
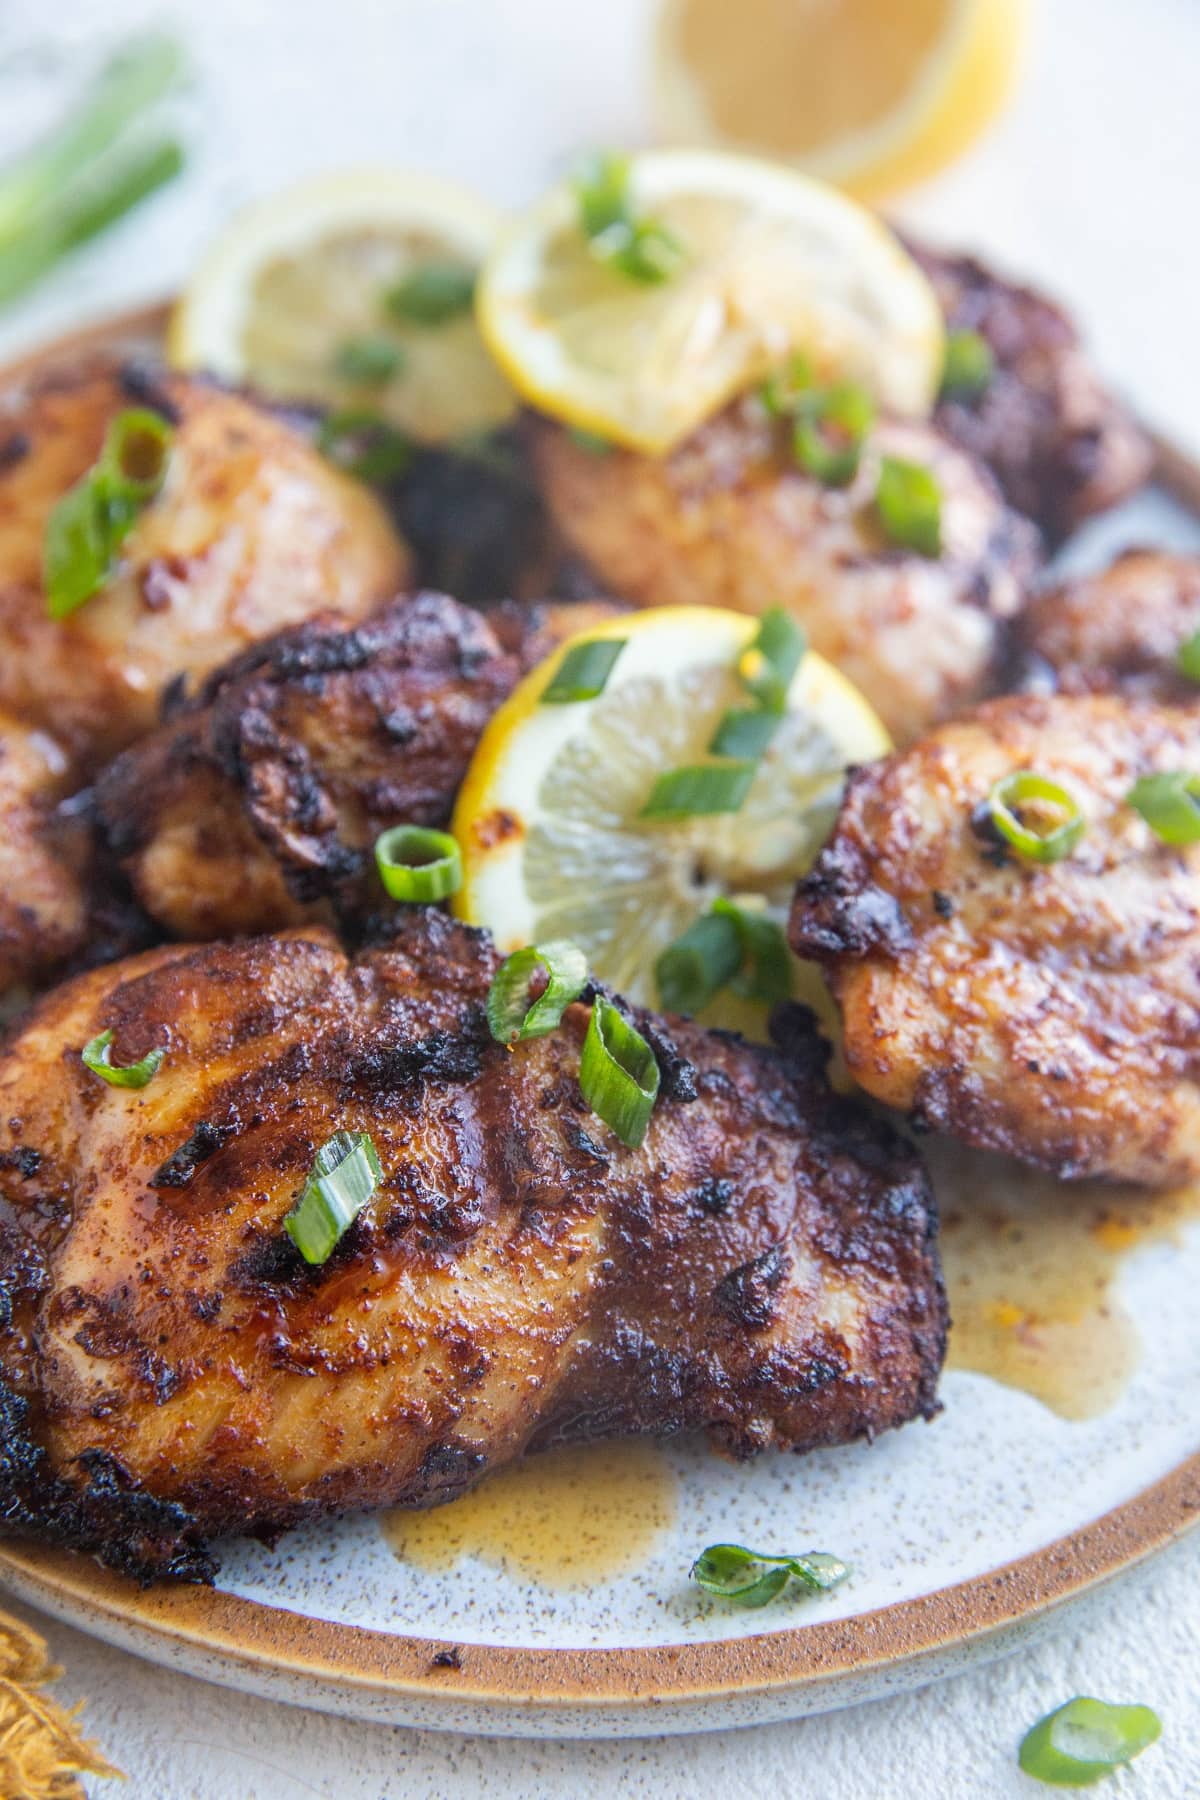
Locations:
2;310;1200;1738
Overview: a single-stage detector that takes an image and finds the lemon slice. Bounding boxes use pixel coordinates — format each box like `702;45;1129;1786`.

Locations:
476;148;943;455
654;0;1028;203
452;605;889;1037
168;168;515;444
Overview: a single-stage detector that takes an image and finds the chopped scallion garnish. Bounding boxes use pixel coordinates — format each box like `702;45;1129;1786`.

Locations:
44;407;173;619
374;825;463;902
579;996;660;1149
758;353;813;418
711;898;793;1005
316;409;413;484
334;336;404;386
80;1027;165;1090
655;911;743;1016
284;1131;383;1266
1127;771;1200;844
487;940;588;1045
567;426;613;455
986;770;1086;864
792;383;875;487
691;1543;849;1608
640;760;757;820
940;327;995;402
541;637;627;703
738;608;807;713
875;455;942;558
1176;630;1200;684
1018;1696;1161;1786
572;151;685;285
385;262;477;326
708;706;780;760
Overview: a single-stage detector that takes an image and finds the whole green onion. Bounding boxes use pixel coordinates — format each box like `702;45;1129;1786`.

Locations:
541;637;627;703
316;410;412;484
1018;1696;1161;1786
691;1543;849;1608
334;336;405;385
1127;771;1200;845
792;383;875;487
385;263;477;326
374;826;462;902
44;407;173;619
655;911;744;1016
284;1131;383;1266
940;327;995;402
640;760;757;821
80;1027;165;1090
579;997;660;1149
875;455;942;557
487;940;588;1045
986;771;1086;864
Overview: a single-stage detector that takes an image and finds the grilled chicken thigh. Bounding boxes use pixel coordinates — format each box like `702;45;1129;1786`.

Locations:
0;711;89;995
909;240;1152;542
0;910;945;1582
0;361;409;762
791;694;1200;1186
93;593;619;941
1017;550;1200;702
527;400;1038;743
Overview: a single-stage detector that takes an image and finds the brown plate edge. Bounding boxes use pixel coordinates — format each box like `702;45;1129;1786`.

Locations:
1;304;1199;1717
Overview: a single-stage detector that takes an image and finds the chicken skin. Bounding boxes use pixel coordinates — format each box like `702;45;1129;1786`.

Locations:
791;694;1200;1186
908;240;1153;542
1016;550;1200;703
0;910;945;1582
527;400;1038;743
0;361;410;763
93;593;620;941
0;711;89;997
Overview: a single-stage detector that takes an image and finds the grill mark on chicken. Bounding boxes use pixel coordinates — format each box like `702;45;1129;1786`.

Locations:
0;910;945;1581
791;693;1200;1185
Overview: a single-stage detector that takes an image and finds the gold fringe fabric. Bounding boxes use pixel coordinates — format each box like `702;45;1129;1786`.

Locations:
0;1606;121;1799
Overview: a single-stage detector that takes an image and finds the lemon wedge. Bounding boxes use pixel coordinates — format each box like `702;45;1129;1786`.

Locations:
168;168;515;444
654;0;1029;203
476;148;943;455
452;605;889;1038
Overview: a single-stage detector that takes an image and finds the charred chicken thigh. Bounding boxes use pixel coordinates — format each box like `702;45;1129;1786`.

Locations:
791;694;1200;1186
0;910;945;1582
1016;550;1200;703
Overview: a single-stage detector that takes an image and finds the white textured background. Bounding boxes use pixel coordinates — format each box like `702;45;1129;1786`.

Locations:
1;1;1199;1794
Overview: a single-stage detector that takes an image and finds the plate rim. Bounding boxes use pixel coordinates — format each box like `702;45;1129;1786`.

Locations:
2;302;1199;1718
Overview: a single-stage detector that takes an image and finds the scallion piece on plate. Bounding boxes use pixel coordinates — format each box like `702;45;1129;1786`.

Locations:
1127;771;1200;844
284;1131;383;1266
1176;629;1200;683
691;1544;849;1608
939;327;995;402
374;825;462;902
80;1027;165;1090
487;940;588;1045
708;705;780;760
541;637;627;704
875;455;942;557
316;410;413;484
758;352;813;418
44;407;173;619
655;910;743;1016
711;898;793;1006
640;760;757;820
385;262;477;326
334;336;404;385
1018;1696;1162;1786
792;383;875;487
572;151;685;285
579;996;660;1149
986;770;1086;864
738;608;807;713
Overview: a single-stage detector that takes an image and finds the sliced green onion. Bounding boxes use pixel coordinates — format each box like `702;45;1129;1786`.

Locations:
987;770;1087;864
572;151;685;285
1018;1696;1161;1786
691;1544;849;1609
940;327;995;402
1127;771;1200;845
1175;630;1200;683
541;637;626;703
792;383;875;487
80;1028;165;1090
44;407;173;619
284;1131;383;1266
487;940;588;1045
316;410;413;484
385;262;477;326
580;997;660;1149
875;455;942;557
712;898;793;1005
655;911;743;1016
566;426;613;456
334;336;404;386
708;706;780;759
640;760;757;820
738;608;807;713
374;825;462;901
758;353;813;418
